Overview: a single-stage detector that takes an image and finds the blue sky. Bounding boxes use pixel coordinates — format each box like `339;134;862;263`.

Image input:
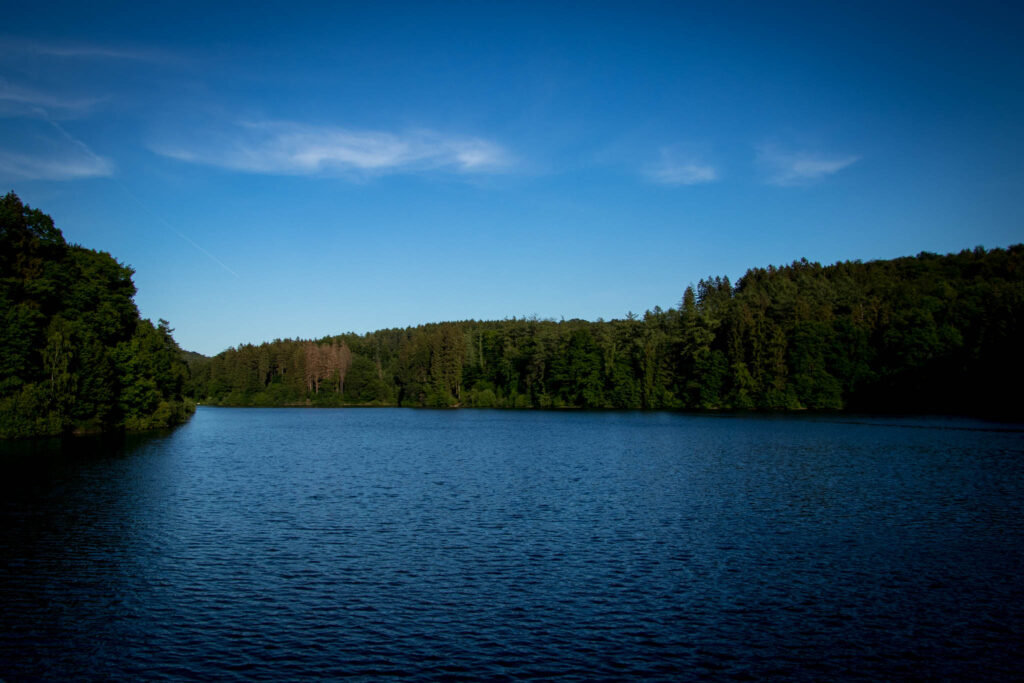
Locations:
2;1;1021;356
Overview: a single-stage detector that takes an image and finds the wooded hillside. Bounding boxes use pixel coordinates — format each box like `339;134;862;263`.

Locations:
189;244;1024;417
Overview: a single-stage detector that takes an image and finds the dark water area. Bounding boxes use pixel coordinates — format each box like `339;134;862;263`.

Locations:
2;408;1023;681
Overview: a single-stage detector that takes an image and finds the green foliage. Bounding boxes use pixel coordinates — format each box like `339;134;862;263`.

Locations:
0;193;195;438
186;244;1024;417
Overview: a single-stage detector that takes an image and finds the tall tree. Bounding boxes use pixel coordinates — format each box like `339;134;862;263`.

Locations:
1;193;194;438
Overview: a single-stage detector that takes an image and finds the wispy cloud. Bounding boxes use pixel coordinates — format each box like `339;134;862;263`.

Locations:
0;148;113;180
151;120;511;177
643;147;718;185
757;144;861;186
0;106;114;181
0;36;176;63
0;78;103;116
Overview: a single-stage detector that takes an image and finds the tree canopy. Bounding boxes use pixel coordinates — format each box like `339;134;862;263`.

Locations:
1;192;194;438
188;245;1024;417
6;191;1019;426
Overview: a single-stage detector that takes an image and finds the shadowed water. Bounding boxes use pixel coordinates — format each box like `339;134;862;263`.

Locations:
2;408;1023;680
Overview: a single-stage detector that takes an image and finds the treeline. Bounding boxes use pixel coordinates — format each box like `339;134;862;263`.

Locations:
1;193;194;438
190;244;1024;416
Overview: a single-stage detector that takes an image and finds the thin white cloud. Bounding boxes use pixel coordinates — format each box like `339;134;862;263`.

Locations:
151;120;511;176
0;36;175;63
0;111;114;181
644;147;718;185
757;144;861;186
0;148;113;180
0;78;102;116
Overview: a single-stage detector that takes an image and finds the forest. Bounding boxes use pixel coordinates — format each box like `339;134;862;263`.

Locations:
189;243;1024;417
1;193;194;438
4;190;1021;427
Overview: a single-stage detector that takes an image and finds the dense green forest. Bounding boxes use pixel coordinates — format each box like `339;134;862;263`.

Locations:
190;244;1024;417
1;193;194;438
5;190;1020;426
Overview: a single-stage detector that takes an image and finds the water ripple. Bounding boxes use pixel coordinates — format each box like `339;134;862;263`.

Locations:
2;409;1023;680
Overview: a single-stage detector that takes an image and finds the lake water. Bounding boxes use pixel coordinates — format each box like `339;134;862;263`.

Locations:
2;407;1023;680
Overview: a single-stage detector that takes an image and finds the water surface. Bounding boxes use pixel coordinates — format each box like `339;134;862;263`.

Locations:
2;408;1023;680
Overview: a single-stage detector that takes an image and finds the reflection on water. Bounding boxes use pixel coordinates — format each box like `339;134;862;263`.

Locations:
1;408;1023;680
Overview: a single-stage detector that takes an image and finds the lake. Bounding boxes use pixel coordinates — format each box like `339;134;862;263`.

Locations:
2;407;1023;680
